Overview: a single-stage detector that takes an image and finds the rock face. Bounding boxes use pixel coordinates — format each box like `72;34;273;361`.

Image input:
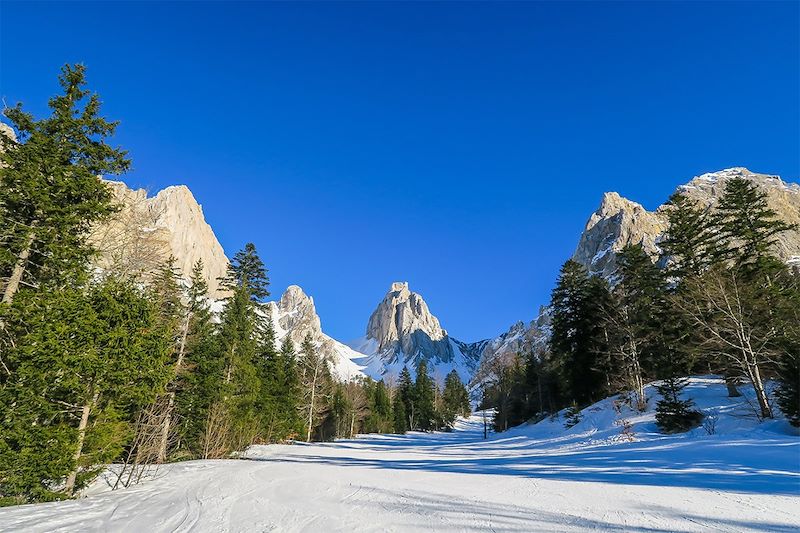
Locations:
572;192;667;280
365;282;453;362
264;285;366;381
90;181;230;296
349;282;481;383
572;168;800;280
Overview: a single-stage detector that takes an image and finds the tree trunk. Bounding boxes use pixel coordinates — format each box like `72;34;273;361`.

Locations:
349;412;355;438
65;389;98;495
746;359;773;419
157;392;175;463
2;229;35;305
306;364;318;443
724;372;742;397
158;312;191;462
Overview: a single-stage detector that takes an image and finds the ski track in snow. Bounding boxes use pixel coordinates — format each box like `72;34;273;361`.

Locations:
2;378;799;532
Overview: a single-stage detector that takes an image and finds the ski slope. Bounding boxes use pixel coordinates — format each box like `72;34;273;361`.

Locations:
1;377;798;532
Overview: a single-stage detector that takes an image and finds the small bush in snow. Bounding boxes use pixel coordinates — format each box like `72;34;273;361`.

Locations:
613;418;636;442
564;403;582;429
702;414;718;435
655;376;703;434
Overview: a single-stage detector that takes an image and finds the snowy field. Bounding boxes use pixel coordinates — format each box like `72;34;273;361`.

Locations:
1;377;798;532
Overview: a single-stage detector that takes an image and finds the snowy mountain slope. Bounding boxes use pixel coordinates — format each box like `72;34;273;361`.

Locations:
264;285;366;381
2;376;796;532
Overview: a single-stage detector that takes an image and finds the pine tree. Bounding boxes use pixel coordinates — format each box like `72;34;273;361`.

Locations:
0;278;172;503
549;260;609;407
713;177;796;272
173;260;218;457
219;243;270;302
660;192;716;281
397;366;415;430
365;380;393;433
209;244;271;452
654;376;702;433
604;245;669;411
414;360;437;431
775;348;800;427
442;370;470;426
392;391;408;434
0;64;129;305
146;257;186;463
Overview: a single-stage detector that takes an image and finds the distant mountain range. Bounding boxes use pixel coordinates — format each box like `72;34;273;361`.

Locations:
94;168;800;386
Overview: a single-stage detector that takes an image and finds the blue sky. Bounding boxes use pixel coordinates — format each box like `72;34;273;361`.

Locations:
1;1;798;342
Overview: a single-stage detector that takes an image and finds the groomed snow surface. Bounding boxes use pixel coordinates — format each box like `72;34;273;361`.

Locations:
2;377;798;532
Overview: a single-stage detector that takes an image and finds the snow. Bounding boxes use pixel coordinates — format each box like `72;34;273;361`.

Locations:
1;377;797;532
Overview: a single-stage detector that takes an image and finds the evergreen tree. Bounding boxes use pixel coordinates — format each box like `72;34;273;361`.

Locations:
365;380;393;433
414;360;437;431
299;333;332;442
219;243;270;302
0;279;172;503
490;356;529;432
605;245;669;411
173;260;219;457
660;192;716;281
441;370;470;426
392;390;408;434
209;244;272;452
397;366;415;430
0;64;128;305
775;348;800;427
549;260;609;407
654;376;702;433
713;177;796;272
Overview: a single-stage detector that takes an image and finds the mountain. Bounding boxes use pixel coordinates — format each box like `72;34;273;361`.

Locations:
264;285;366;381
573;167;800;279
90;180;230;296
87;168;799;389
471;168;800;389
348;282;481;383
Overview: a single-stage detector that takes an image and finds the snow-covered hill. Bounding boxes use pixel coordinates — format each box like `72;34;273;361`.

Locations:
2;376;796;532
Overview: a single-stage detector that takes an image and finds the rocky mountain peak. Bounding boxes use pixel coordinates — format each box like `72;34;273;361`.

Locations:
272;285;322;337
90;180;230;296
365;282;450;359
573;190;666;280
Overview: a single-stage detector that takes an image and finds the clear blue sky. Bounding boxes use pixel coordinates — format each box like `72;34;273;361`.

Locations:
2;1;798;342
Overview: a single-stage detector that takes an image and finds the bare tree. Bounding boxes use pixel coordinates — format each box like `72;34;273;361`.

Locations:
201;402;232;459
677;266;776;419
88;188;170;283
343;380;369;438
298;334;331;442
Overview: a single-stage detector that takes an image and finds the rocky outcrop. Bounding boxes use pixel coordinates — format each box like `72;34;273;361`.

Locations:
572;168;800;281
572;192;667;280
90;181;230;296
365;281;453;363
265;285;366;381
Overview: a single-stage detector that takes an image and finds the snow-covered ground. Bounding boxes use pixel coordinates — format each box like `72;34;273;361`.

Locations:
2;377;798;532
